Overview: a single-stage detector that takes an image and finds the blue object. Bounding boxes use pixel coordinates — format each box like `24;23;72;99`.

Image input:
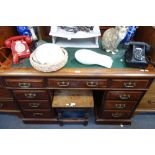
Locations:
122;26;137;43
17;26;32;36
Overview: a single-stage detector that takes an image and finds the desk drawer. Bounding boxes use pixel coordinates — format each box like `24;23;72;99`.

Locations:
106;91;143;101
18;100;51;109
0;100;17;110
22;109;55;118
13;90;49;100
5;78;45;88
0;80;2;88
103;101;137;110
110;79;150;89
48;78;108;88
0;88;13;99
101;110;131;119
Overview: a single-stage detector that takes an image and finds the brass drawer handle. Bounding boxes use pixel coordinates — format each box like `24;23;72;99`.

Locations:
25;93;36;99
0;103;4;108
33;112;43;117
57;81;69;87
119;94;130;100
112;113;122;118
29;103;40;108
123;82;136;88
86;81;98;87
115;104;126;109
18;82;31;88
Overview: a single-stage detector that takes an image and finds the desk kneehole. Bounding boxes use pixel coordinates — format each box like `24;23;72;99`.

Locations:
52;90;94;126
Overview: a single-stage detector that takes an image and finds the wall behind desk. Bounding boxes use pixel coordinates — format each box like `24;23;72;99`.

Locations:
0;26;18;46
134;26;155;63
0;26;18;63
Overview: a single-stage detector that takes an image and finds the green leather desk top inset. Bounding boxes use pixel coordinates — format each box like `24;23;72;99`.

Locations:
12;41;128;69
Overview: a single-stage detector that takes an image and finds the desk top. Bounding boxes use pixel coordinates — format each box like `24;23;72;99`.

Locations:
0;41;155;78
12;41;127;69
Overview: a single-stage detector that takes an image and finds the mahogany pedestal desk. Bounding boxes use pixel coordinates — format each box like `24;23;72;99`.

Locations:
0;56;155;125
1;26;155;125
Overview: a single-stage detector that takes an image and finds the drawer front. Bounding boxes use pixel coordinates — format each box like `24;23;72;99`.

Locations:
5;78;45;88
101;110;131;119
0;100;17;110
22;109;55;118
106;91;143;101
13;90;49;100
0;81;2;88
48;79;108;88
18;100;51;109
0;88;13;99
110;79;150;89
103;101;137;110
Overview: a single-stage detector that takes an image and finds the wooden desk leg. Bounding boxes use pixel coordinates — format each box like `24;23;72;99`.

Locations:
58;112;64;126
83;112;89;126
